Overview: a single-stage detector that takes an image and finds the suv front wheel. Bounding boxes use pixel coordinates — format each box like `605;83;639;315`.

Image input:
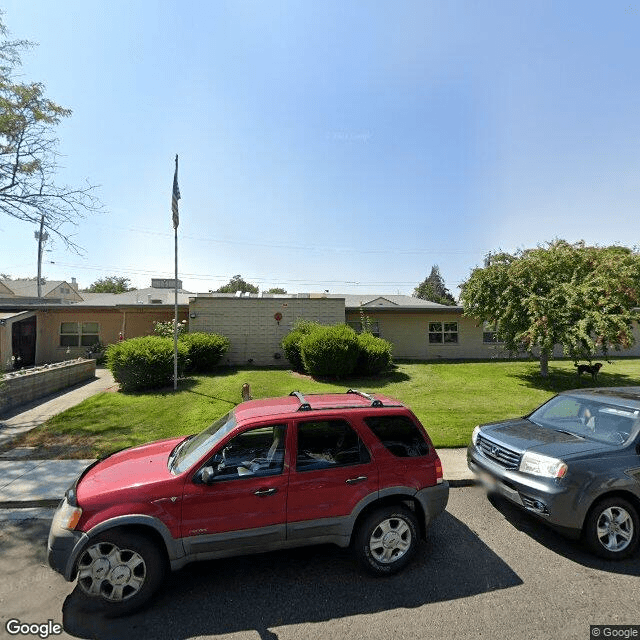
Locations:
354;505;419;575
584;497;639;560
75;530;165;616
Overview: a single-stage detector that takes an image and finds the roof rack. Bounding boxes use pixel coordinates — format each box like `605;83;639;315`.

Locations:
289;390;311;411
289;389;385;411
346;389;384;407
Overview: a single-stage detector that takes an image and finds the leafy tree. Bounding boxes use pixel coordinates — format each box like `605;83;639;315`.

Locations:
460;240;640;377
413;265;456;305
215;275;259;294
0;15;100;249
85;276;134;293
265;287;287;294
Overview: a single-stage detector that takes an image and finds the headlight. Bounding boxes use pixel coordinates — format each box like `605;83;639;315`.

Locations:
471;425;481;446
519;452;567;478
51;499;83;531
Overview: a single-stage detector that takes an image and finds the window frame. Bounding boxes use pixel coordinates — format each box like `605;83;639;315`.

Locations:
482;321;504;344
428;321;459;344
59;321;100;348
200;423;288;483
294;418;371;472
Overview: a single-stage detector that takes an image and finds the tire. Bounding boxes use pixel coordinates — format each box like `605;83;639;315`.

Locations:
353;505;419;576
584;497;639;560
75;530;166;617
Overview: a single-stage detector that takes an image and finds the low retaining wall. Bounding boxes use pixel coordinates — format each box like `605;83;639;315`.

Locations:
0;359;96;414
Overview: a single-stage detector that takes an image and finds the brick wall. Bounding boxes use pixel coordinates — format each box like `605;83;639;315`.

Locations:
189;297;345;366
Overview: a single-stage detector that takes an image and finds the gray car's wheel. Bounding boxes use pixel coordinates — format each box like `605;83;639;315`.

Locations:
75;530;165;616
584;497;639;560
354;505;419;576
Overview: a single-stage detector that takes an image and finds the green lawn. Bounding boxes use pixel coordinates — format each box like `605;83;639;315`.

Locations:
10;358;640;458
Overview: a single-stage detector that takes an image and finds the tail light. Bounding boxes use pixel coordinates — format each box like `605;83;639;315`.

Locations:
435;456;443;484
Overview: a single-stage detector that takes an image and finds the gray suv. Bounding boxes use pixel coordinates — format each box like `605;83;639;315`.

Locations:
468;387;640;559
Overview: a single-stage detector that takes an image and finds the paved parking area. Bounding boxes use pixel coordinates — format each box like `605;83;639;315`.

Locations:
1;487;638;640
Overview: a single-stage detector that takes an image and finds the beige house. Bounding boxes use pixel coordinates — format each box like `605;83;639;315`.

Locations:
0;278;83;303
0;282;190;370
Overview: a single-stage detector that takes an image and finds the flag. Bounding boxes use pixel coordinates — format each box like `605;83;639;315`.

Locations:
172;154;180;229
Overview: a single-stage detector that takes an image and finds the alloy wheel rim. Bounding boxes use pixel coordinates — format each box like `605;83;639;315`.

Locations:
77;542;146;601
369;517;412;564
596;506;634;552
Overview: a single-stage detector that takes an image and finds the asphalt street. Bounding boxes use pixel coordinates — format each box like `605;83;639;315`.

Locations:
1;486;638;640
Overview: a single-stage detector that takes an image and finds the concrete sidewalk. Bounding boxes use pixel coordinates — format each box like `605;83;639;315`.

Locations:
0;447;475;515
0;366;475;516
0;367;117;447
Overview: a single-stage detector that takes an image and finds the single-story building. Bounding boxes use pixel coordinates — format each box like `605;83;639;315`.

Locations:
0;280;190;370
2;281;640;370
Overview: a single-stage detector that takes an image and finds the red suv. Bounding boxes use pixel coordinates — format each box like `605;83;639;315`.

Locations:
48;390;449;616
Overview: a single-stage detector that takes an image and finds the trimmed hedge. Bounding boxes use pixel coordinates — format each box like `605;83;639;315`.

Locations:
106;336;188;391
356;333;393;375
180;332;230;372
281;320;319;372
300;324;360;378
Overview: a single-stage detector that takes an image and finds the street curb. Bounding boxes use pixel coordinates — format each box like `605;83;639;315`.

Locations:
447;479;478;488
0;499;60;509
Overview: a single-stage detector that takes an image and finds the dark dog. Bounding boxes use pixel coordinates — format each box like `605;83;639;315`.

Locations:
574;362;603;381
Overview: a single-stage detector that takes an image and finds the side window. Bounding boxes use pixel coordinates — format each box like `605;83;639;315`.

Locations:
364;415;430;457
296;420;370;472
209;425;286;480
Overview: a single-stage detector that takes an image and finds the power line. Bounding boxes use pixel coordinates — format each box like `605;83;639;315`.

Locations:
48;260;468;288
91;222;489;257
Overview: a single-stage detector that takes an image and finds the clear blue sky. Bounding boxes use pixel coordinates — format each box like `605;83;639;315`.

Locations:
1;1;639;296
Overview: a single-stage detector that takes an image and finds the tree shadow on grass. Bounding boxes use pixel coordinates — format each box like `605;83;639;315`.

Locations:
512;368;638;392
62;511;522;640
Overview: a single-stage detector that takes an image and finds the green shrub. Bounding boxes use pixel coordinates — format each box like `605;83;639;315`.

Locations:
180;332;230;372
300;324;359;378
356;333;393;375
106;336;188;391
281;320;320;372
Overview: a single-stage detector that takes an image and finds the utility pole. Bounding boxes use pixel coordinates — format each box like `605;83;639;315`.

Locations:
34;215;49;298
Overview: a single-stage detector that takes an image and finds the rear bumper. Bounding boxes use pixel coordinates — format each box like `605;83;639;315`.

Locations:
467;446;583;536
415;481;449;529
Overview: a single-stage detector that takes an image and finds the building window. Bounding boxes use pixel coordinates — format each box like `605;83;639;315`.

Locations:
60;322;100;347
428;321;458;344
347;321;381;337
482;321;504;344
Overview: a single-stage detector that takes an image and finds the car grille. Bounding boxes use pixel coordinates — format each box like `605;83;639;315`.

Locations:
477;434;521;470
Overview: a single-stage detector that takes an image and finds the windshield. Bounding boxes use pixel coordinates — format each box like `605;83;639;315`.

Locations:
529;394;640;445
170;411;236;474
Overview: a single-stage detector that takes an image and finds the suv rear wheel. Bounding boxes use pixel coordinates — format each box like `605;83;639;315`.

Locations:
354;505;419;575
584;497;639;560
75;530;165;616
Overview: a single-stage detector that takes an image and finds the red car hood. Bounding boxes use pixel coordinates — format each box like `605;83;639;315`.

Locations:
76;437;185;506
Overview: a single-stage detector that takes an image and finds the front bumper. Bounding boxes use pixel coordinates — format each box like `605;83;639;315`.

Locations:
47;499;88;581
467;445;583;536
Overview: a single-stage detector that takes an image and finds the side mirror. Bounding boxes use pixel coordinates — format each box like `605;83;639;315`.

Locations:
201;466;217;485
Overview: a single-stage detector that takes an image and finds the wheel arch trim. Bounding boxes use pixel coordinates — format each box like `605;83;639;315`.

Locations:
64;515;184;581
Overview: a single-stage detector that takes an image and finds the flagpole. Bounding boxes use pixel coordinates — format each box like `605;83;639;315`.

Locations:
173;223;178;391
172;154;180;391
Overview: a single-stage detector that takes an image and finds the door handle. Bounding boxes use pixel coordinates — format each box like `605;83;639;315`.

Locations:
254;488;278;496
345;476;367;485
